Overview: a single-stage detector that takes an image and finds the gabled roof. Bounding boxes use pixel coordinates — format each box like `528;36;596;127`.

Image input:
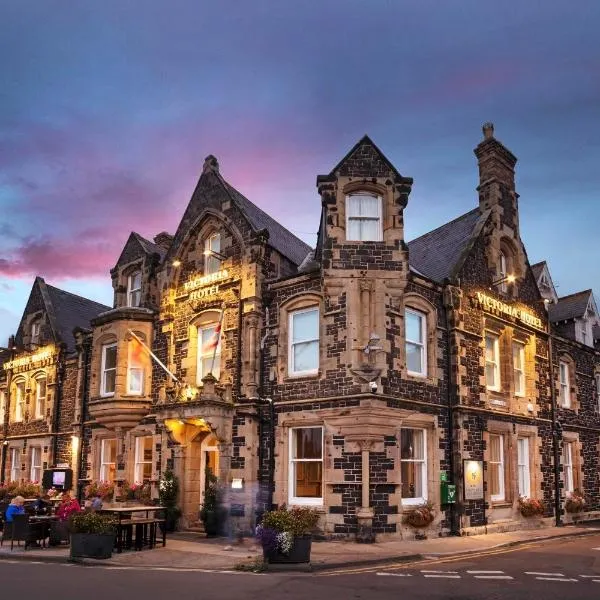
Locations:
133;232;167;259
531;262;545;280
548;290;593;323
407;209;482;283
222;180;312;266
115;232;166;269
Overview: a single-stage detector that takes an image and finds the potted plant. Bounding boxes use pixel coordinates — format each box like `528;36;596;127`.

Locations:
69;512;117;560
402;502;435;538
199;469;226;537
256;506;320;564
565;489;586;515
158;469;181;532
518;497;545;518
84;482;115;503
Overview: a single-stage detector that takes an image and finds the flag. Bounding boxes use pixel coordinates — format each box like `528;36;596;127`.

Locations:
130;335;145;365
202;320;222;354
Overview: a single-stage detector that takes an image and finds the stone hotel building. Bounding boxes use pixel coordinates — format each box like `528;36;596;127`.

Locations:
2;123;599;539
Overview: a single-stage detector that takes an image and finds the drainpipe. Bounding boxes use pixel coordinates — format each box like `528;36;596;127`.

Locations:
235;290;244;401
76;336;91;503
548;333;563;527
51;344;66;467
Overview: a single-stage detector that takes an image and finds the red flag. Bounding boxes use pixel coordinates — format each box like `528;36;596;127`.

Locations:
203;322;222;353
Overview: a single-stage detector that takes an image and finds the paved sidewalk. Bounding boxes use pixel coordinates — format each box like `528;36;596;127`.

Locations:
1;524;598;571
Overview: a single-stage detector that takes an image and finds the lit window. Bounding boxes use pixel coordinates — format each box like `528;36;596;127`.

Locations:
197;322;221;384
127;271;142;307
595;374;600;413
406;309;427;376
100;439;117;482
289;427;323;505
489;434;505;502
0;391;5;424
517;437;530;498
513;342;525;397
559;360;570;408
10;448;20;482
204;233;222;275
346;194;382;242
101;343;117;397
35;376;47;419
498;252;507;292
31;322;41;345
30;447;42;483
400;428;427;504
289;307;319;376
127;338;144;395
134;437;153;483
485;333;501;391
563;441;574;494
15;381;26;422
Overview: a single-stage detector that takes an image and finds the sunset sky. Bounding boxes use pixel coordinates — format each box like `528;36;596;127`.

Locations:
1;1;599;346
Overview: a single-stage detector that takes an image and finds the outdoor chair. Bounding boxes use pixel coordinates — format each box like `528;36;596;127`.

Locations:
3;514;46;550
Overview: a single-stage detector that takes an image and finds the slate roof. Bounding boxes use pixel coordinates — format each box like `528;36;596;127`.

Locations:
222;181;312;266
46;284;111;353
548;290;592;323
407;209;482;282
133;232;167;258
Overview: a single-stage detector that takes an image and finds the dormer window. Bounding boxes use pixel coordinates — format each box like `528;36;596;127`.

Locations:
127;271;142;307
204;233;222;275
346;194;382;242
31;321;41;345
580;320;588;346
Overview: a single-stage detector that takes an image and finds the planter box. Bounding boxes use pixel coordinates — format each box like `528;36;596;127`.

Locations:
264;535;312;564
70;533;116;560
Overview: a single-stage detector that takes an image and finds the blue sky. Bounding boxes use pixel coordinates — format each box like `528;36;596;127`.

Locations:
1;1;599;345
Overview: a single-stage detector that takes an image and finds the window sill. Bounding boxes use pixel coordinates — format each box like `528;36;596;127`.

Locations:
490;500;512;508
285;372;320;381
288;498;323;507
401;498;428;507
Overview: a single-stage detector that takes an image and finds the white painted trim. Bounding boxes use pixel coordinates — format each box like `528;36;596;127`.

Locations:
100;343;117;397
288;426;324;506
288;307;319;377
406;308;427;377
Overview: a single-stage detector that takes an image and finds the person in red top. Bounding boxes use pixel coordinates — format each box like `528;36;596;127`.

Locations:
56;491;81;522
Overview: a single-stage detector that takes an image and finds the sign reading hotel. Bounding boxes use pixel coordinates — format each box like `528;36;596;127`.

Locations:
474;292;544;331
3;347;57;373
463;460;484;500
182;269;230;303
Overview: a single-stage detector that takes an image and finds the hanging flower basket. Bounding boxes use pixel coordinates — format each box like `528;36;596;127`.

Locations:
565;490;586;514
518;497;545;517
402;502;435;529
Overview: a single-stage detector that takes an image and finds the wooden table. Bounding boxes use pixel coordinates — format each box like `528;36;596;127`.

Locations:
98;506;166;553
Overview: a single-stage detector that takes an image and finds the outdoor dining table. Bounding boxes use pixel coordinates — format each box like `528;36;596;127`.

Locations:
98;506;166;553
28;515;59;548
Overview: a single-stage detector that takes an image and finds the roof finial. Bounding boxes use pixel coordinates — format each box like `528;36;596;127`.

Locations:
203;155;219;174
482;122;494;140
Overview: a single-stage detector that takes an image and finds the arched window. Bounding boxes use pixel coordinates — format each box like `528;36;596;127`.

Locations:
498;252;508;293
345;193;382;241
196;312;222;384
401;294;438;381
127;337;146;395
204;233;222;275
13;379;26;422
34;375;47;419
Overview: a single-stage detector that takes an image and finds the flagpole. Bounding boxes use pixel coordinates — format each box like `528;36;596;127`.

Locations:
127;329;179;383
209;308;225;376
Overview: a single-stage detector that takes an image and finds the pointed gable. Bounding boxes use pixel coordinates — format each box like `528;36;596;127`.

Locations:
531;261;558;304
114;232;165;270
548;290;593;323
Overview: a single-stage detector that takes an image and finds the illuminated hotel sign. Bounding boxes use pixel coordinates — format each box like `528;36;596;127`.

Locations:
182;270;231;303
3;347;57;372
474;292;544;331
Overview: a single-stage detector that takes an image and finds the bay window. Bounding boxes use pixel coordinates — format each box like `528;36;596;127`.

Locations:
127;271;142;307
197;322;221;384
346;194;382;241
289;307;319;376
517;437;531;498
485;333;500;391
100;439;117;482
35;376;47;419
400;428;427;504
127;339;144;395
134;436;153;483
30;447;42;483
559;360;570;408
406;309;427;376
513;342;525;397
101;343;117;396
489;434;505;502
289;427;323;505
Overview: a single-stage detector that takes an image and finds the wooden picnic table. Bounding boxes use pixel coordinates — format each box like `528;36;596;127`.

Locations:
98;506;166;553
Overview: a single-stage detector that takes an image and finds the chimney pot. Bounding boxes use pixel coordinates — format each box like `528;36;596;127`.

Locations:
482;122;494;140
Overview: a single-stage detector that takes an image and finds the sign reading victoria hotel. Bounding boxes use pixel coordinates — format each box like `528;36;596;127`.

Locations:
181;269;231;302
473;292;545;331
3;347;57;373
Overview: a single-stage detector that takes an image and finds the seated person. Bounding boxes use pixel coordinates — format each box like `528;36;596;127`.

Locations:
5;496;25;522
33;494;51;515
91;493;103;511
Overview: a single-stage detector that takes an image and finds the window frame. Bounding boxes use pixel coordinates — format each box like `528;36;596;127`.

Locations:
34;375;47;419
559;360;570;408
345;193;383;242
31;321;41;345
197;322;222;385
595;373;600;413
0;390;5;424
288;426;324;506
204;233;222;275
100;343;117;397
485;332;501;392
127;341;144;396
563;441;574;494
288;306;320;377
489;434;505;502
405;308;427;377
512;342;525;397
30;446;42;483
127;271;142;308
100;438;117;483
134;436;153;484
10;448;20;482
14;381;26;422
400;427;428;505
517;437;531;498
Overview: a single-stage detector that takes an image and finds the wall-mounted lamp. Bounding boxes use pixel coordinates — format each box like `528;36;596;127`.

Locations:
491;274;516;287
203;249;227;261
172;260;181;268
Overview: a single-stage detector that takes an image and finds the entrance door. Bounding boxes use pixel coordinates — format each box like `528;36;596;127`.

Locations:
200;434;219;502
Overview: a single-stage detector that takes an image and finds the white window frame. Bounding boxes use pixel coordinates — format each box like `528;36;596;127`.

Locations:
30;447;42;483
405;308;427;377
489;434;505;502
513;342;525;397
400;427;428;505
563;441;574;494
35;376;47;419
288;426;324;506
127;342;144;396
485;333;501;392
134;436;153;484
498;252;507;292
31;321;41;345
517;437;531;498
595;373;600;413
580;320;588;346
345;194;383;242
100;343;117;397
204;233;222;275
288;307;320;377
15;381;26;422
10;448;20;482
100;438;117;482
0;391;5;424
127;271;142;307
197;323;222;385
559;360;570;408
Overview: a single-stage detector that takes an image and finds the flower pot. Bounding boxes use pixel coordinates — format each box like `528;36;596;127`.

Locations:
70;533;116;560
263;535;312;564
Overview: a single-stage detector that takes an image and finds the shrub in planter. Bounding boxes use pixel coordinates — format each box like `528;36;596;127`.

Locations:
402;502;436;529
199;469;227;537
69;512;117;560
518;497;545;517
257;506;320;564
83;482;115;502
158;470;182;532
565;489;586;514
